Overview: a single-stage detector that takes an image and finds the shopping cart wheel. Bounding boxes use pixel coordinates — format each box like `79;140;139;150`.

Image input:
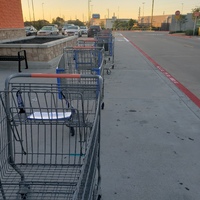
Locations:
101;102;104;110
21;193;27;200
70;127;75;136
19;185;30;200
107;69;111;75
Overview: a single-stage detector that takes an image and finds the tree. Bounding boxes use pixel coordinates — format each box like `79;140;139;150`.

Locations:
67;19;84;26
112;20;128;30
24;20;50;30
191;7;200;35
191;7;200;19
99;21;105;29
112;20;120;30
52;17;65;27
127;19;137;30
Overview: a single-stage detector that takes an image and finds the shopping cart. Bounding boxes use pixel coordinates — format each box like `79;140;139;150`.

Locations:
0;73;102;200
58;46;104;75
57;46;105;108
77;38;98;47
95;30;114;71
76;39;112;75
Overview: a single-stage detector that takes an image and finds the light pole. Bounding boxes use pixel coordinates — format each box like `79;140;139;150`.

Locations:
88;0;91;26
42;3;44;20
31;0;35;22
91;5;93;14
142;2;145;17
91;4;93;19
118;6;119;19
150;0;154;30
27;0;32;21
90;5;93;25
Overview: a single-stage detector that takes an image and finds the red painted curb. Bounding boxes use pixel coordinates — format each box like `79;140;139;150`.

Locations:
168;34;192;38
127;39;200;108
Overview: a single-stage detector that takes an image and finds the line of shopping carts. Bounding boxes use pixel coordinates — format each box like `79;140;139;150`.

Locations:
95;30;115;72
57;46;105;109
77;29;115;75
0;30;114;200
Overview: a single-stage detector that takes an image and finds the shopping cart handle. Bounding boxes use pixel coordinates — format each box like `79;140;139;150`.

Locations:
5;73;103;91
31;73;81;78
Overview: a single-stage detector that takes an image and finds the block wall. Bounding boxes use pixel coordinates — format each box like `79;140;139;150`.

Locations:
0;0;24;28
0;0;25;40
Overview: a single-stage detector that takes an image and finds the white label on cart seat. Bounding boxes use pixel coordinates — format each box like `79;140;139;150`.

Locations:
28;112;72;120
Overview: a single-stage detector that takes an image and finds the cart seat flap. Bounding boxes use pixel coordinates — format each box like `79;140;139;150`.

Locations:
28;111;72;120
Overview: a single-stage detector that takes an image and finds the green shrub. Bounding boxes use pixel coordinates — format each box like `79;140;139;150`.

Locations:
185;30;193;35
169;30;185;34
185;29;198;35
176;31;184;33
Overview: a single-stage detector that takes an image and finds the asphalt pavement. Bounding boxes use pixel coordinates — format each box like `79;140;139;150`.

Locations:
0;32;200;200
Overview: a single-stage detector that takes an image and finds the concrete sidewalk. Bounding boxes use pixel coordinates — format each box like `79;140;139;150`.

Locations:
101;33;200;200
0;59;60;89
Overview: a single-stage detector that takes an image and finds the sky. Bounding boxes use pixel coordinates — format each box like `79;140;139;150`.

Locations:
21;0;200;22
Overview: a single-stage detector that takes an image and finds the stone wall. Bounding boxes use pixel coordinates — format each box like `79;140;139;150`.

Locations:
0;37;77;62
0;28;26;40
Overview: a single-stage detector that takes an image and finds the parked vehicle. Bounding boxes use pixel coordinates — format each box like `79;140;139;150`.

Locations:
80;26;88;34
37;26;59;36
62;24;74;35
25;26;37;36
87;25;101;37
48;24;58;28
64;25;82;37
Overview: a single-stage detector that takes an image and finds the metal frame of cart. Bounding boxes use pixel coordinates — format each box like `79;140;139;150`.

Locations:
57;46;105;109
95;30;115;71
0;73;102;200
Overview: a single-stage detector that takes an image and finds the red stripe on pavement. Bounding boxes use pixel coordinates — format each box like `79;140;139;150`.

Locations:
128;39;200;108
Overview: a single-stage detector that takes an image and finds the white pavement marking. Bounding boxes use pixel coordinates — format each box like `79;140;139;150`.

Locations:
123;37;129;42
116;33;130;42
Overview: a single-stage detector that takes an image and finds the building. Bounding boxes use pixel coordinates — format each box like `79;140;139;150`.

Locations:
138;15;172;31
138;13;199;32
0;0;25;40
90;12;194;31
170;13;198;32
90;15;130;29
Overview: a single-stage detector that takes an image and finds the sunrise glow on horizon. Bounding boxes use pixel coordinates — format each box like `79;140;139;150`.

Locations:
21;0;200;22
